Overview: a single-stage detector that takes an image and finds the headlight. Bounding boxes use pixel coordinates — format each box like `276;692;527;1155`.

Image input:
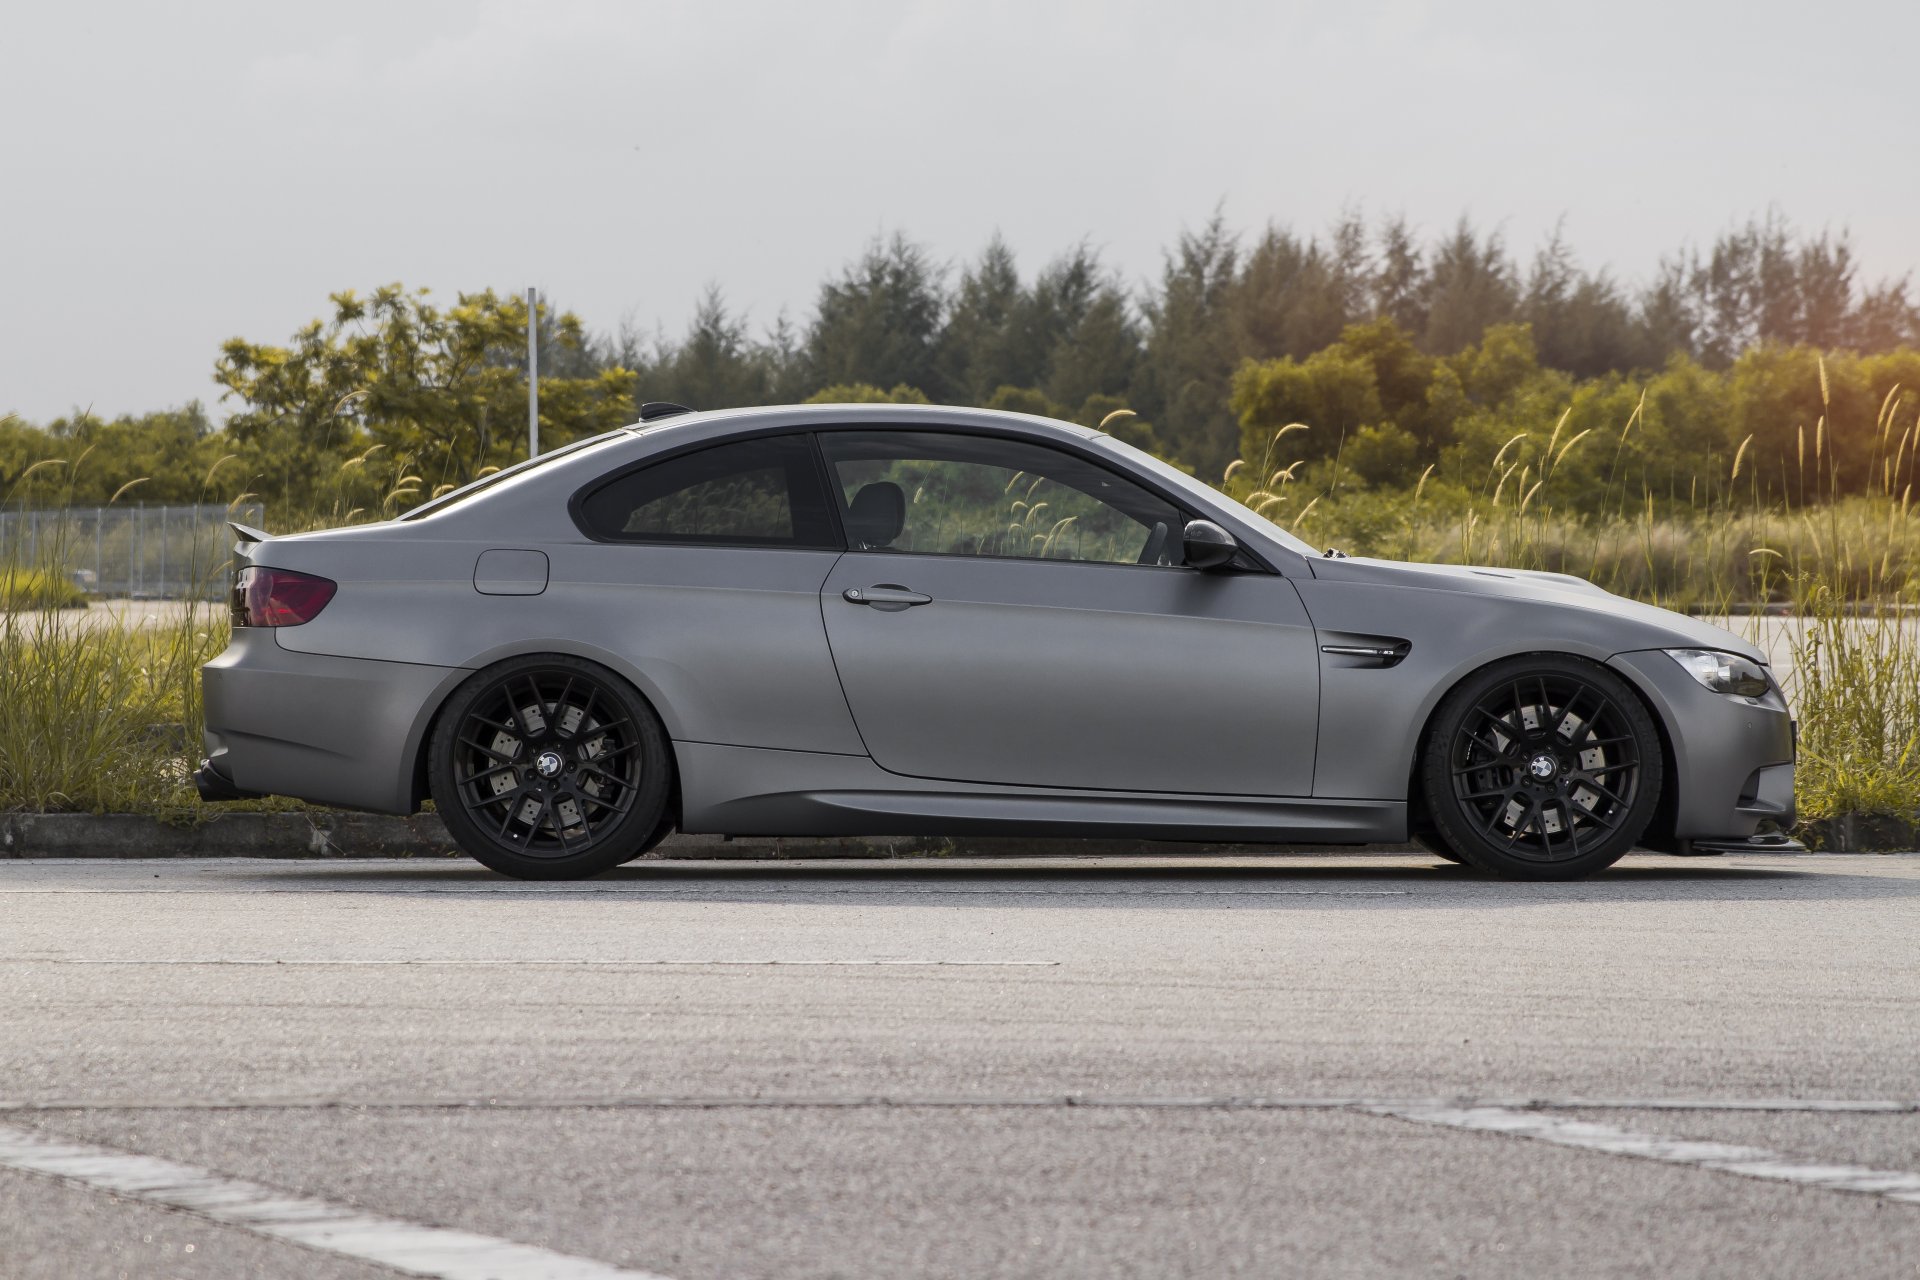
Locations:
1664;648;1772;698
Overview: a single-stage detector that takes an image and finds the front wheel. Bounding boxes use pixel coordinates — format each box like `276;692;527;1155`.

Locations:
429;655;672;879
1420;655;1662;880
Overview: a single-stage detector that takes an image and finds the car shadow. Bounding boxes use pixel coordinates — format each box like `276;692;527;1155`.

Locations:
245;855;1919;911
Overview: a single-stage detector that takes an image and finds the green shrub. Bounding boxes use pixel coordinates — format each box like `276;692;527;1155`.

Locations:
0;570;87;610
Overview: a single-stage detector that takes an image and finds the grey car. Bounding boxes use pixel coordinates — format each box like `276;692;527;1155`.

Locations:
196;403;1796;880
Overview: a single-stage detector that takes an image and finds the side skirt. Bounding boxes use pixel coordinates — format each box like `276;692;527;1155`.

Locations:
674;742;1405;844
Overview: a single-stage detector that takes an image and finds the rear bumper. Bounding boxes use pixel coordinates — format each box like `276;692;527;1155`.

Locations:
200;629;463;814
1608;649;1797;845
193;757;262;802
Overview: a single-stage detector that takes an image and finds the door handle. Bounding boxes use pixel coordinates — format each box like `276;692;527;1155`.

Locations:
844;585;932;608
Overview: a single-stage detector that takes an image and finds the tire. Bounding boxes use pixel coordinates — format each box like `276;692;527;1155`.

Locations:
624;810;677;864
1413;833;1470;865
1420;654;1663;881
429;655;672;880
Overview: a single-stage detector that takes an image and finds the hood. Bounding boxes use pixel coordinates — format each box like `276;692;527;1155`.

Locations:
1309;555;1767;663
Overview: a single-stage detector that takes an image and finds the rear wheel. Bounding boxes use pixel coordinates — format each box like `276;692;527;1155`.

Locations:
1420;655;1661;880
1413;832;1470;865
429;655;671;880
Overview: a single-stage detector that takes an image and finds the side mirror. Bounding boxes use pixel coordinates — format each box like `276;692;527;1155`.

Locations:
1182;519;1238;571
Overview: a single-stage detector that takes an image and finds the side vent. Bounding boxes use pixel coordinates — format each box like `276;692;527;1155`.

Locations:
1318;634;1411;668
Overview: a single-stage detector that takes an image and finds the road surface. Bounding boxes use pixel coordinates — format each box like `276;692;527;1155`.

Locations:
2;853;1917;1278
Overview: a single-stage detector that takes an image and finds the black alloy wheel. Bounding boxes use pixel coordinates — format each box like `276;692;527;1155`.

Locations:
1421;655;1662;880
429;655;671;879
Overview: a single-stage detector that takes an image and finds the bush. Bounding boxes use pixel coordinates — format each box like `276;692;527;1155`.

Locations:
803;383;930;405
0;570;87;610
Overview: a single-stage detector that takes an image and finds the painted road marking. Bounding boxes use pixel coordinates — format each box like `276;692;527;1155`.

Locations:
0;885;1410;896
6;1098;1917;1263
4;1094;1919;1113
0;1122;675;1279
3;958;1059;966
1372;1104;1920;1206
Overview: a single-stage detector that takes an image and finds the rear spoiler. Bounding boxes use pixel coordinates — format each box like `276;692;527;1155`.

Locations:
229;521;268;561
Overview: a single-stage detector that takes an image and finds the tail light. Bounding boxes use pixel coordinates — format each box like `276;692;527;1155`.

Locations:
233;566;337;627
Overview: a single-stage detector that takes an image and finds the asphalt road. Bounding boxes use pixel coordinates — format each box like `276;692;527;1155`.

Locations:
2;853;1918;1278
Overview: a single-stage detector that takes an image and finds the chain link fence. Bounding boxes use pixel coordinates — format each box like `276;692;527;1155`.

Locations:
0;504;267;599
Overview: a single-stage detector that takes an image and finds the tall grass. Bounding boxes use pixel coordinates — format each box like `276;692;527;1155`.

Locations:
1221;362;1920;836
4;374;1919;842
0;454;234;814
0;600;224;814
1226;362;1920;611
0;444;443;815
1782;583;1920;831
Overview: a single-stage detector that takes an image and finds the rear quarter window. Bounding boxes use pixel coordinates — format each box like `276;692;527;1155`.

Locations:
575;434;841;548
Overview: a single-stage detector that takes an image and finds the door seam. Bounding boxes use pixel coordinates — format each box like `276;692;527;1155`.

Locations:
815;551;881;762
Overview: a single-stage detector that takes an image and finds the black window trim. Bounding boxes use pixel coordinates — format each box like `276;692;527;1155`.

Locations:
568;428;846;552
810;425;1278;575
566;420;1278;573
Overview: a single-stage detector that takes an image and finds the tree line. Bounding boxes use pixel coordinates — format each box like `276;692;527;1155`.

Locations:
4;210;1918;520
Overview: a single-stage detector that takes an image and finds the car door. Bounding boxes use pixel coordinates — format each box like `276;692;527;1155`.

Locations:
815;429;1319;796
565;431;866;755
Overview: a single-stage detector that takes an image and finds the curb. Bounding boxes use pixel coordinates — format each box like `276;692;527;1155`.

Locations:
1796;813;1920;853
0;811;1421;860
0;812;461;860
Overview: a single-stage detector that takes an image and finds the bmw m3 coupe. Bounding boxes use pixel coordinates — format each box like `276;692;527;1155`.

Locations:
197;403;1796;880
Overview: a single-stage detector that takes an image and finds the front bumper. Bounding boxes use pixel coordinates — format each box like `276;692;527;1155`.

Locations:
1609;649;1797;845
1677;831;1808;856
201;629;463;814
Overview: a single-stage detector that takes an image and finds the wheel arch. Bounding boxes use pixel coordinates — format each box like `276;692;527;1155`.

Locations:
1404;648;1676;823
403;641;686;820
1598;653;1683;851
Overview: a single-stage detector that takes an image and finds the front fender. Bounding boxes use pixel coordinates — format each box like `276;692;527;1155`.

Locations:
1299;578;1627;800
1605;649;1795;839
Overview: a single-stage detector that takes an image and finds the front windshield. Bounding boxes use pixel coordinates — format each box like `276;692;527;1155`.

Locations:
1089;433;1321;559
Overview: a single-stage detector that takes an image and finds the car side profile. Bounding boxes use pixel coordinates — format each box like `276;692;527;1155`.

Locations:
197;403;1796;880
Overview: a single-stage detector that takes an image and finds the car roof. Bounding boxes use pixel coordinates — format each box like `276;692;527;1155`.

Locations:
394;404;1110;528
626;402;1107;444
399;405;1105;525
320;401;1317;570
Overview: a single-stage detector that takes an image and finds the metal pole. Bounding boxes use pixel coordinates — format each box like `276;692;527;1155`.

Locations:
527;286;539;459
159;507;168;598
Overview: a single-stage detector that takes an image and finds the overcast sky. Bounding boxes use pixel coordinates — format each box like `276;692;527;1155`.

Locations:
4;0;1915;423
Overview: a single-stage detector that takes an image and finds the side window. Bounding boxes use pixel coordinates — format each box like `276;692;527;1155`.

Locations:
578;435;840;548
817;431;1185;566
